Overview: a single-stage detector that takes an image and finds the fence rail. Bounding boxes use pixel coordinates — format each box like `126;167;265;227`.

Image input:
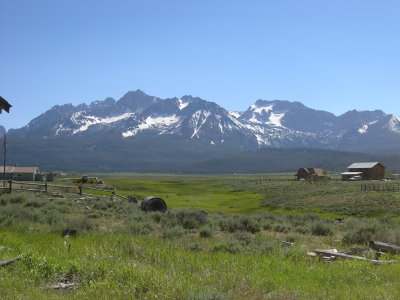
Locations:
0;180;125;199
360;183;400;192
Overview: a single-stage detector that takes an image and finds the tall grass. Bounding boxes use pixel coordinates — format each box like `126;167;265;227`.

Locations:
1;230;400;299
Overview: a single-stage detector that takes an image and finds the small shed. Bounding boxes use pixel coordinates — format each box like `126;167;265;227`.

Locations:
342;162;385;180
295;168;326;180
341;172;363;181
0;96;12;113
46;173;57;182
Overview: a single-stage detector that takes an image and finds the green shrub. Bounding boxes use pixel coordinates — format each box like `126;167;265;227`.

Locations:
187;290;228;300
219;217;241;232
294;226;309;234
211;239;242;254
310;222;332;236
151;211;162;223
285;234;297;243
233;231;254;246
260;242;276;254
160;209;207;230
240;216;261;233
177;209;208;229
9;194;28;204
66;216;94;231
126;222;153;235
162;226;185;238
24;198;47;208
199;226;213;238
188;242;202;252
273;224;290;233
342;224;376;245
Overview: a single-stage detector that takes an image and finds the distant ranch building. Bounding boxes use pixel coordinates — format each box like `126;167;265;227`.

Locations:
295;168;326;180
0;166;40;181
341;162;385;181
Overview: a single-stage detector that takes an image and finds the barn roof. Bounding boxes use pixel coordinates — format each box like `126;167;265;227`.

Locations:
347;162;381;169
341;172;363;175
0;96;12;113
2;166;39;173
13;167;39;173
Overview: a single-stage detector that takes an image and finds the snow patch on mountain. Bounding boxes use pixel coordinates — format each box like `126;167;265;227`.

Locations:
229;111;242;119
250;104;274;114
268;112;285;127
55;124;69;136
178;99;189;110
387;115;400;133
248;105;276;123
73;113;134;134
358;120;378;134
190;110;211;138
122;114;181;137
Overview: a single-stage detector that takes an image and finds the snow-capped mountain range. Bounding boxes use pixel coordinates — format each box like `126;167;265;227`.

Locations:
7;90;400;153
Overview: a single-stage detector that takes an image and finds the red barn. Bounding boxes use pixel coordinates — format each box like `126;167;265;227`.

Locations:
342;162;385;181
295;168;326;180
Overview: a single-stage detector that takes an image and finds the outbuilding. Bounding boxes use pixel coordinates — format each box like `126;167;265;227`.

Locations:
0;166;41;181
295;168;326;180
341;162;385;181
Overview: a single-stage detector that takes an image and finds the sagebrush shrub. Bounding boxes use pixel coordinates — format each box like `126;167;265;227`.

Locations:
310;222;332;236
162;226;185;238
199;226;213;238
233;231;254;246
342;224;376;245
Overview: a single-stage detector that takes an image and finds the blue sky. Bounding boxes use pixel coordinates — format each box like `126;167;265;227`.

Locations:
1;0;399;130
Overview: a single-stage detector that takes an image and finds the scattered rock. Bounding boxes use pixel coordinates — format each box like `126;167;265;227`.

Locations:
281;241;294;247
128;195;138;203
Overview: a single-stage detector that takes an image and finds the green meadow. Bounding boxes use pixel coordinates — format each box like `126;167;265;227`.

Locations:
1;173;400;299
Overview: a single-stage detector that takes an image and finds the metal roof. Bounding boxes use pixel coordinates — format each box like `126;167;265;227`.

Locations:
347;162;380;169
341;172;363;175
2;166;39;173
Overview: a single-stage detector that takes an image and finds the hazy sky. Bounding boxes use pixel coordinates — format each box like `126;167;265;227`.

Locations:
1;0;399;130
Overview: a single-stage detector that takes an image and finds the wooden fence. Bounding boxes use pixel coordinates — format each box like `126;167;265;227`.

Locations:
360;183;400;192
0;180;130;200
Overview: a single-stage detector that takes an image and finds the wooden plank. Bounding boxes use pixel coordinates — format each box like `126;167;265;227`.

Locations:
313;249;394;265
44;184;79;189
16;182;45;187
113;192;129;200
0;256;20;267
11;188;44;192
369;241;400;254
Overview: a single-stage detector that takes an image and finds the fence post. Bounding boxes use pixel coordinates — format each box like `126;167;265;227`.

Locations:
8;180;12;193
79;186;82;195
44;182;48;193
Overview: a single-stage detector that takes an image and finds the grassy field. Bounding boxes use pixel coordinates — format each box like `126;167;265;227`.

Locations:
1;174;400;299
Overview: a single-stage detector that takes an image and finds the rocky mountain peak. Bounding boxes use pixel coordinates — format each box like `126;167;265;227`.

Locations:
4;90;400;154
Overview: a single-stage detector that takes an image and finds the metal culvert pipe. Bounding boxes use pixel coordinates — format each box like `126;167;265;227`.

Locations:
140;196;167;212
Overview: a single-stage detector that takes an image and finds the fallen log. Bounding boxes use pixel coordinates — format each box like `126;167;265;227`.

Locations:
342;247;369;255
313;249;395;265
0;256;21;267
369;241;400;254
